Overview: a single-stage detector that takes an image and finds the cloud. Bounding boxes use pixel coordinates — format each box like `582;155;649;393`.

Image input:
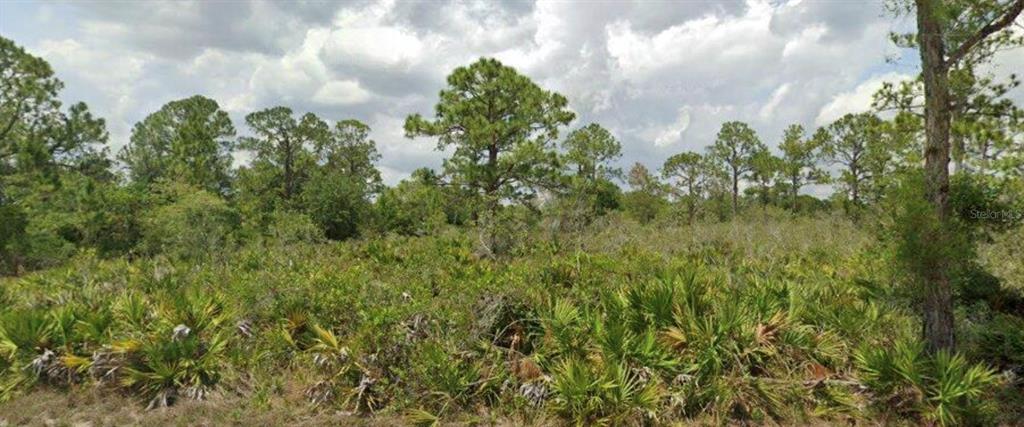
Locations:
322;26;425;70
815;72;913;125
653;109;692;147
8;0;1017;187
759;83;791;120
313;80;372;106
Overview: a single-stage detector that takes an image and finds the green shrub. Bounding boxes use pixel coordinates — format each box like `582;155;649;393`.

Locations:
374;178;447;236
953;263;1003;305
621;190;667;224
300;170;373;240
140;184;240;260
549;358;661;426
855;340;1000;426
264;209;323;244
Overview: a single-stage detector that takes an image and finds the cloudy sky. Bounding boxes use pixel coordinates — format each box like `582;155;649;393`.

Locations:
1;0;1021;186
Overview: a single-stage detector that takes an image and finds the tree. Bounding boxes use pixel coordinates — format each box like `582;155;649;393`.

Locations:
301;119;382;240
316;119;383;191
300;168;373;240
240;107;328;202
562;123;622;183
874;39;1023;176
140;183;240;261
626;162;661;195
707;121;765;214
890;0;1024;352
662;151;709;223
1;36;110;182
404;58;575;215
1;36;62;161
748;150;782;206
557;123;623;221
819;113;886;208
623;162;667;224
119;95;236;194
778;124;826;210
1;36;113;274
960;112;1024;175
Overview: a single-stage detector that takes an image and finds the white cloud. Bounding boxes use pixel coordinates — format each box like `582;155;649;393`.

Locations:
653;109;692;147
759;83;791;120
815;72;913;125
606;1;778;82
322;26;425;69
34;38;151;152
313;80;372;105
36;38;147;88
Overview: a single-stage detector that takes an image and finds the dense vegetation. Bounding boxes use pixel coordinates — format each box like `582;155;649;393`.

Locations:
2;215;1023;425
2;1;1024;424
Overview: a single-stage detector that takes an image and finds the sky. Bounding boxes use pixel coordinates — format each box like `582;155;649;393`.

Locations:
1;0;1021;188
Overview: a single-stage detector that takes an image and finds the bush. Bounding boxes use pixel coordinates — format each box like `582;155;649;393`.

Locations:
953;263;1002;305
301;170;373;240
855;340;1000;426
140;184;240;260
373;179;447;236
621;191;667;224
264;210;324;245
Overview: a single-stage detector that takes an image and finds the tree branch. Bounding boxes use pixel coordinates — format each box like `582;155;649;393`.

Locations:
945;0;1024;68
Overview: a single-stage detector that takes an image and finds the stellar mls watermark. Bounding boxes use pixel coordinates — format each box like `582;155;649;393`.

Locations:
969;208;1023;222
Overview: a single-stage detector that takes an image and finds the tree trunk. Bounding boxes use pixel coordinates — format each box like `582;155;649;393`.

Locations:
687;182;696;224
485;143;499;202
790;175;798;210
283;138;294;200
915;0;955;353
731;172;739;215
850;173;859;207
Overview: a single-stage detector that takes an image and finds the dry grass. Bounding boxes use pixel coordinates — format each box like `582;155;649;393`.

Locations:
0;389;408;427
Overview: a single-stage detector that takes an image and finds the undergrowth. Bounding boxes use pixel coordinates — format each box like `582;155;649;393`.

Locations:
1;216;1020;425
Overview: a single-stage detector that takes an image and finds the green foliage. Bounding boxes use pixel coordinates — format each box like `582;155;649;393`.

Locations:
561;123;622;183
778;124;826;210
883;171;974;290
300;169;373;240
549;358;661;426
3;31;1024;427
374;176;448;236
621;191;667;224
952;263;1002;305
315;119;383;192
238;106;327;203
236;112;381;241
708;121;766;213
949;172;1021;235
1;36;111;181
1;36;115;274
119;95;236;194
0;200;28;273
552;123;624;228
855;340;999;426
2;214;1020;424
263;210;324;245
748;149;783;206
818;113;891;207
404;57;575;210
139;184;240;260
662;151;714;223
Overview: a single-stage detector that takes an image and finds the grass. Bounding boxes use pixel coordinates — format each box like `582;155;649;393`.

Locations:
1;214;1021;425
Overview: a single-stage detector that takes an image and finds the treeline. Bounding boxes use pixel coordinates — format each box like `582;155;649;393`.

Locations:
2;36;1022;274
